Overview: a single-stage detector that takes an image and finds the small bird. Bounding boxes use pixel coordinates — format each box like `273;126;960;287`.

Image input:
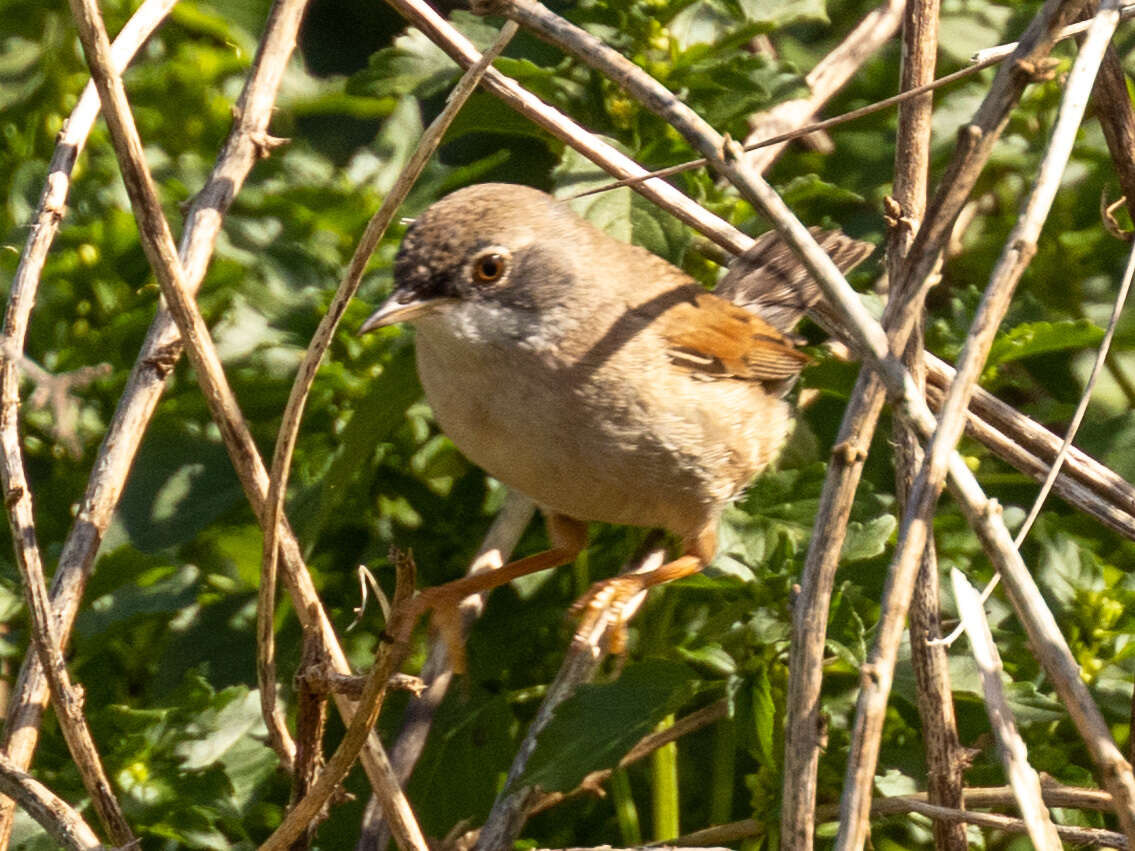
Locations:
361;183;871;656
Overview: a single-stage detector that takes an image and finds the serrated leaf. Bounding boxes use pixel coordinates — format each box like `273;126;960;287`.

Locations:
517;660;699;792
350;27;458;100
986;319;1103;368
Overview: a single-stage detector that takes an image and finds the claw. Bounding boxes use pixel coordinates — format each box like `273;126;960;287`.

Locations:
570;575;649;655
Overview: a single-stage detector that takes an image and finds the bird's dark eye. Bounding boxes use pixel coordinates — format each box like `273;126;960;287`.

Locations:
472;251;508;285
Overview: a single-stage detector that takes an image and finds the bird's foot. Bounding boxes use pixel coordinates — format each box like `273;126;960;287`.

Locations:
407;584;471;674
569;574;650;656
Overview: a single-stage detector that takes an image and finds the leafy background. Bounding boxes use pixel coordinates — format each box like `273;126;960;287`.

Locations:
2;0;1135;847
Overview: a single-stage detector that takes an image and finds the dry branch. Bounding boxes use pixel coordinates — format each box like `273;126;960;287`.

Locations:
952;569;1061;848
0;0;307;841
0;0;176;838
361;490;534;848
0;753;102;851
885;0;967;844
742;0;904;173
473;548;663;849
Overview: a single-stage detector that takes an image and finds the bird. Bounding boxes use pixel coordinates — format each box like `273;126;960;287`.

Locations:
360;182;872;662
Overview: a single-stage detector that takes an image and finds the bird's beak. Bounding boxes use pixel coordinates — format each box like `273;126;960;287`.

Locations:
358;291;454;334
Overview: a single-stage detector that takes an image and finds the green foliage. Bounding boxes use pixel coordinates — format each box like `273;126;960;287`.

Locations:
2;0;1134;846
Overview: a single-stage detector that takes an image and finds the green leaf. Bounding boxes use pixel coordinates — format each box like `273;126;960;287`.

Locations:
986;318;1104;368
517;660;700;792
553;145;691;265
350;27;458;100
841;514;896;562
116;429;244;552
298;343;420;546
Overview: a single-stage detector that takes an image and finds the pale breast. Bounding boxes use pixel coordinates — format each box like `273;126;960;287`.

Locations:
412;308;789;541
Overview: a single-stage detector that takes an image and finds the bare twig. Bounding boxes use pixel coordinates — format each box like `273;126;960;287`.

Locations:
681;792;1128;848
1013;190;1135;547
883;0;968;845
474;548;665;850
951;569;1061;848
260;555;419;851
0;752;102;850
62;1;433;849
361;490;534;850
742;0;904;173
840;4;1122;843
0;0;298;840
0;0;175;834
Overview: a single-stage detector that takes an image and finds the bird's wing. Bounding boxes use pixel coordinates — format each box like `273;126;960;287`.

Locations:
659;290;810;382
715;227;874;332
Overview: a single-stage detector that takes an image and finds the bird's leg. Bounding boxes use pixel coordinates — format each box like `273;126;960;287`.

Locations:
570;525;716;655
404;514;587;673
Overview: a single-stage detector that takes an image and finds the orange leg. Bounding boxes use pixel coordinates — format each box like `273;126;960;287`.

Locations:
571;524;717;654
406;514;587;672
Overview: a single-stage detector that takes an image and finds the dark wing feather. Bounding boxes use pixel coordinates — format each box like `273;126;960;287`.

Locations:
715;227;874;333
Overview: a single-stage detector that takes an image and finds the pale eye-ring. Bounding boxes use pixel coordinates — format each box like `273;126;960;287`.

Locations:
471;249;509;285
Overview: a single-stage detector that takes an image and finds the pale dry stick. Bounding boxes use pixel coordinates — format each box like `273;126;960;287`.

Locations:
256;16;519;782
753;0;1096;843
688;806;1125;848
923;352;1135;535
361;491;534;850
0;5;166;839
941;444;1135;846
839;4;1121;844
884;0;969;845
0;0;306;840
925;379;1135;539
742;0;904;173
875;801;1124;848
972;1;1135;61
1013;181;1135;548
474;548;663;851
0;345;134;847
60;3;429;849
260;557;417;851
0;0;174;837
951;568;1061;848
679;784;1125;847
0;753;101;851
